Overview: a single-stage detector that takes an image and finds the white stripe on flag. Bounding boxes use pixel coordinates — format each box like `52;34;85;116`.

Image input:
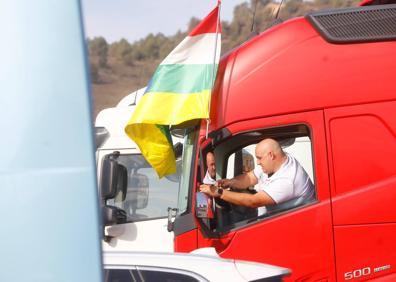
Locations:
161;33;221;65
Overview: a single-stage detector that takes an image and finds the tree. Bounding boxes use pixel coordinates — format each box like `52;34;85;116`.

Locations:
109;39;131;59
228;3;254;47
89;37;108;68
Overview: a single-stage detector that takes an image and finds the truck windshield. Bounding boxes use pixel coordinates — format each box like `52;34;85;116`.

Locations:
107;154;179;222
177;128;198;214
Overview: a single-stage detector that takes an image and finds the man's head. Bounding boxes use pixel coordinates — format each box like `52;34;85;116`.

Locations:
242;150;254;173
255;138;286;174
206;151;216;179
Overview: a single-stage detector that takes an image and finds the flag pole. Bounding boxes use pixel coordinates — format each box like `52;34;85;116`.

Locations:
206;0;221;139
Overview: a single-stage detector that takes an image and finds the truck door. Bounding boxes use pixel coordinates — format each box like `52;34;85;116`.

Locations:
325;101;396;281
195;110;336;281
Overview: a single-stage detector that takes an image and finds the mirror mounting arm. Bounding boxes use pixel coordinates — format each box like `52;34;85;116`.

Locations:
103;234;113;243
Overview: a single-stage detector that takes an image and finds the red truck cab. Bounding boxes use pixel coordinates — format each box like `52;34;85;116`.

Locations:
171;3;396;281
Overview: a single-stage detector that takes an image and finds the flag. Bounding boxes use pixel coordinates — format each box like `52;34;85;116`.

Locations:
125;3;221;178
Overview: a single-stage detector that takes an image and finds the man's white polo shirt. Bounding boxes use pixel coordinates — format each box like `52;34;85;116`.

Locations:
253;153;314;204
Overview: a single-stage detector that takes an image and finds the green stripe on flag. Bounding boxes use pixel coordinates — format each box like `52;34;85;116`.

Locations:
148;64;217;94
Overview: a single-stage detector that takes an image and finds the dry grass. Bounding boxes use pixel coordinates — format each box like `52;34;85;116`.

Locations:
91;59;159;118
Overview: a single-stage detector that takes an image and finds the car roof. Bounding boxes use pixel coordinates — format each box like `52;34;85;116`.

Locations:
103;249;290;282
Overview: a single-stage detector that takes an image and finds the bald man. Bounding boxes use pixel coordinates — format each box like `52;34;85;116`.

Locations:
199;138;314;209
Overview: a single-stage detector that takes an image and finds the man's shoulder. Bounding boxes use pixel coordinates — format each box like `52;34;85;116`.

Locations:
286;153;304;168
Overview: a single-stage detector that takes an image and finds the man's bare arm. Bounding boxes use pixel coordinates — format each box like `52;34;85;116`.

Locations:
199;184;275;208
219;190;275;208
218;171;258;190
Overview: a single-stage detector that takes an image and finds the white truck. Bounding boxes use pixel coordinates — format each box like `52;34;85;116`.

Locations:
95;88;182;253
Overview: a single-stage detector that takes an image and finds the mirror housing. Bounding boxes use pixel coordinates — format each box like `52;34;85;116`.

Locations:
100;151;127;202
100;152;120;200
100;152;128;231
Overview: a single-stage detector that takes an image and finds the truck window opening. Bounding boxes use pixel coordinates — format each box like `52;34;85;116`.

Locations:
198;124;317;234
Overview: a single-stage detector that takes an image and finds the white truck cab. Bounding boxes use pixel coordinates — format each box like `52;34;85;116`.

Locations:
95;89;182;253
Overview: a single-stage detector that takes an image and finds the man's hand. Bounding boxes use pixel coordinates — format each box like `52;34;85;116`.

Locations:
217;179;232;188
217;172;258;190
199;184;218;197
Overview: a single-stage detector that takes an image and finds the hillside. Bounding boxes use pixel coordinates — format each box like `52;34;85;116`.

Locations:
88;0;360;118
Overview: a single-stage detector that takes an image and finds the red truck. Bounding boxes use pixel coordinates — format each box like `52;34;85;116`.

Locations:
170;1;396;281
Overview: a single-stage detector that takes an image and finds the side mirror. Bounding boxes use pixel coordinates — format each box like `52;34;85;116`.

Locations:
100;152;119;200
100;152;127;201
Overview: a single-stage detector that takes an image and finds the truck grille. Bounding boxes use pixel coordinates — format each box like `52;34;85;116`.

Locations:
306;4;396;43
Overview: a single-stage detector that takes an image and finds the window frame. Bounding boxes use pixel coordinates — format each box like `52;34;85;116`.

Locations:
199;123;318;235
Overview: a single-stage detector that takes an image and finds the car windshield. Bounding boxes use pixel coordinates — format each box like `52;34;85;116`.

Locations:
177;127;198;214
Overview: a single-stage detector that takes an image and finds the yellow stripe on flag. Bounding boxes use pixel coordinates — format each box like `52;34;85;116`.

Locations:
129;90;211;125
125;123;176;178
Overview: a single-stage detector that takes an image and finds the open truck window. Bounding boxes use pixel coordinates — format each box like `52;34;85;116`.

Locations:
201;124;317;233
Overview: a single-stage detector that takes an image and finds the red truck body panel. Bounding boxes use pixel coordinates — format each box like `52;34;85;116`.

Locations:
210;17;396;132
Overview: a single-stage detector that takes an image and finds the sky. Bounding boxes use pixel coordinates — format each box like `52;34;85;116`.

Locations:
81;0;247;43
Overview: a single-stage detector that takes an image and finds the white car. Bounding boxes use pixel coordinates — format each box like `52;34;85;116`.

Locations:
103;248;290;282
